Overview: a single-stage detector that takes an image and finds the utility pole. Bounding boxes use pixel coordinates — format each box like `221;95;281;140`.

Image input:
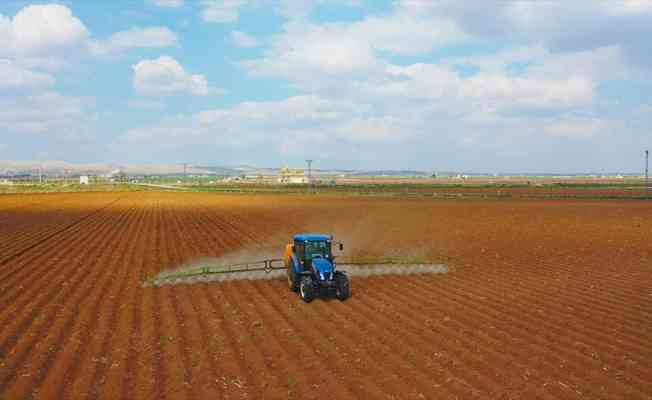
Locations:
183;163;188;181
306;159;313;192
646;150;649;192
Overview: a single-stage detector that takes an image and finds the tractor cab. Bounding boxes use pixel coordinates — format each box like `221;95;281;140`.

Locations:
293;234;335;269
285;233;349;302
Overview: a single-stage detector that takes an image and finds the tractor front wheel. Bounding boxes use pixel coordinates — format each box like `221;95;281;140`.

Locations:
299;277;315;303
335;272;350;301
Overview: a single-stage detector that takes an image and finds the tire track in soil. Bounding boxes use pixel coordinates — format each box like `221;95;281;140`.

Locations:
0;200;134;398
236;280;355;400
201;284;258;399
0;198;126;371
234;281;363;399
308;288;486;399
252;281;388;399
0;196;122;270
219;282;289;398
58;199;151;400
434;268;652;395
388;274;650;399
359;277;565;400
175;286;224;399
0;196;124;306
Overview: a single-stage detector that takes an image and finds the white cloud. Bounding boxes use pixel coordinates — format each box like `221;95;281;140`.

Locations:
541;115;623;138
229;31;260;48
527;46;631;81
602;0;652;15
0;91;94;136
0;60;55;91
1;5;178;70
148;0;185;8
120;95;379;147
275;0;362;20
245;22;379;83
0;4;88;63
132;55;212;96
376;62;594;111
90;27;178;56
347;7;467;55
200;0;248;23
128;98;167;110
446;46;549;73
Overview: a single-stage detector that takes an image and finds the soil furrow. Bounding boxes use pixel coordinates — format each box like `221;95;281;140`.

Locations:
0;196;122;269
243;281;356;399
0;197;124;306
361;277;573;399
201;283;258;399
252;281;388;399
396;275;650;399
0;199;127;368
443;267;652;371
63;200;150;399
35;201;144;399
0;202;134;397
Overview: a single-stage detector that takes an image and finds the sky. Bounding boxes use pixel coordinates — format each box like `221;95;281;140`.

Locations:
0;0;651;173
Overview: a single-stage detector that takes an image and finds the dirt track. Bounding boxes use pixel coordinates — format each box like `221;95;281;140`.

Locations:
0;192;651;399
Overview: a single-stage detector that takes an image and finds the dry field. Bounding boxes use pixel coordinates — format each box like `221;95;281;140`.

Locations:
0;192;651;399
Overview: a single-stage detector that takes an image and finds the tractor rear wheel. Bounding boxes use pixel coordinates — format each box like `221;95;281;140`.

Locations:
335;272;350;301
299;277;315;303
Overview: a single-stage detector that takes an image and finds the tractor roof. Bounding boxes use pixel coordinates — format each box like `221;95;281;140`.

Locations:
294;233;332;242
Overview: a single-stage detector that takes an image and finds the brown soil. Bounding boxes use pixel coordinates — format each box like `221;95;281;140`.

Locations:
0;192;650;399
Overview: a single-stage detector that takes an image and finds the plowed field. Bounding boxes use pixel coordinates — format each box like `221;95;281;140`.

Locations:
1;192;650;399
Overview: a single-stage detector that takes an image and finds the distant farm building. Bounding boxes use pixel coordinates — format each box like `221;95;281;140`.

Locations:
278;168;308;184
79;175;89;185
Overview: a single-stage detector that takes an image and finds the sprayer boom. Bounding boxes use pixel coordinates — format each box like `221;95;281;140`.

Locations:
147;258;285;285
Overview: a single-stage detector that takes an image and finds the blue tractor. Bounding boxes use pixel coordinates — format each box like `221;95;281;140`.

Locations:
284;234;350;302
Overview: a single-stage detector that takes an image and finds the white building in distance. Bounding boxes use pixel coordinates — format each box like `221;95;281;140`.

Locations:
278;168;308;184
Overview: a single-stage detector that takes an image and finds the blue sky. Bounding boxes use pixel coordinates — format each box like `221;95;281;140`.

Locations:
1;0;651;173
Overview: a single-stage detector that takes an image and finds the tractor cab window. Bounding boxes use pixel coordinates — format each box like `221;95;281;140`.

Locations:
304;240;331;261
